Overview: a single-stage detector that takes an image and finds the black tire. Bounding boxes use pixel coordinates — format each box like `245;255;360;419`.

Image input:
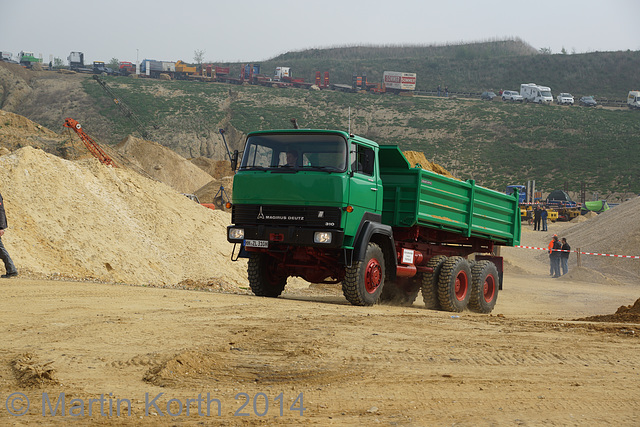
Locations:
247;253;287;297
437;257;472;312
421;255;447;310
342;242;385;306
468;260;499;313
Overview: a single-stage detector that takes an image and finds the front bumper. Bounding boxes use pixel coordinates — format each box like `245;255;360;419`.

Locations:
227;225;345;249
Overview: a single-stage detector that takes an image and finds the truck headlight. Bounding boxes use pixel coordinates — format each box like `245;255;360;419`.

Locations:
314;231;332;244
229;228;244;240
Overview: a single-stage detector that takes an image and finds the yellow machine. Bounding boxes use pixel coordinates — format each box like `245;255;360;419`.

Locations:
175;60;196;75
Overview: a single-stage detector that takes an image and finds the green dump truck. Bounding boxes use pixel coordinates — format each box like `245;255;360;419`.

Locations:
227;130;521;313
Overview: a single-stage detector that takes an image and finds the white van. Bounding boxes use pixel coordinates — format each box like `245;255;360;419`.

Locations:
520;83;553;104
628;91;640;109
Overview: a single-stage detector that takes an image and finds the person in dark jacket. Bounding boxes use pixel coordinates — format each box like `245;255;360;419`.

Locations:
550;235;562;278
0;192;18;278
533;206;541;231
560;237;570;275
541;206;548;231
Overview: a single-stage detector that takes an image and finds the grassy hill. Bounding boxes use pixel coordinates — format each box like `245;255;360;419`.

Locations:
80;74;640;201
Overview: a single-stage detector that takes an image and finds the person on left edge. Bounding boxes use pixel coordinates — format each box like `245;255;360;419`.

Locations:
0;192;18;278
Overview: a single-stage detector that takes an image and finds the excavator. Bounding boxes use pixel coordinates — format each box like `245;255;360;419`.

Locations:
63;118;118;167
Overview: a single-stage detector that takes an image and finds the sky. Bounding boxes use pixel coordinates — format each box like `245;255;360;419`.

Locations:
1;0;639;65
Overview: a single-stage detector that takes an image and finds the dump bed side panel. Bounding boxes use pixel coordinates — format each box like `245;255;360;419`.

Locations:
379;146;521;246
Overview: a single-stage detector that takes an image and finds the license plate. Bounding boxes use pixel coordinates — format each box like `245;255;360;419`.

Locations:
245;239;268;248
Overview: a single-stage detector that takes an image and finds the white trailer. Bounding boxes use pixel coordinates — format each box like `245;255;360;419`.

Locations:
627;91;640;109
383;71;416;92
520;83;553;104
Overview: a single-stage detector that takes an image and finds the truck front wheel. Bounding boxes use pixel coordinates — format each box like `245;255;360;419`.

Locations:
468;260;499;313
342;242;385;306
437;257;472;312
247;253;287;297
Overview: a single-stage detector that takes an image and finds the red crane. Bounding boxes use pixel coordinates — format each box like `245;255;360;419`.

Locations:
63;118;118;167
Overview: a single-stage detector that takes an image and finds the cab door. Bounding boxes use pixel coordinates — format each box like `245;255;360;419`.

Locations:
347;141;380;221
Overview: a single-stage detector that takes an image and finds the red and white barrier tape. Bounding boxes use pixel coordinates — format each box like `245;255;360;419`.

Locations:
515;245;640;259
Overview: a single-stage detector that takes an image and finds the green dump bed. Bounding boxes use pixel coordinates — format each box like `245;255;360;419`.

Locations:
379;146;521;246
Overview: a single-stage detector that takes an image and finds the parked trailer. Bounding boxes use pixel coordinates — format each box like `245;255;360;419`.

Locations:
227;130;521;313
139;59;176;78
628;91;640;109
520;83;553;104
383;71;417;92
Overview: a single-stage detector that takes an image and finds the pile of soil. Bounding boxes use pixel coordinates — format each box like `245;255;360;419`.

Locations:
12;353;59;388
0;110;85;157
560;196;640;282
403;150;457;179
190;156;235;180
0;146;247;288
116;135;214;194
576;297;640;323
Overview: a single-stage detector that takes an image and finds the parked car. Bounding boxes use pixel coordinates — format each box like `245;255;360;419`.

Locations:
502;90;523;102
579;96;597;107
556;93;574;105
481;91;497;101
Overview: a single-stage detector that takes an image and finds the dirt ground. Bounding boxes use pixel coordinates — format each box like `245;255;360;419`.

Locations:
1;221;639;426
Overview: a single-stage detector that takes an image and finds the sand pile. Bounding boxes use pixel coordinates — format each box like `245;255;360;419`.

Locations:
190;156;235;180
403;151;457;179
577;297;640;323
0;146;247;287
559;196;640;282
0;110;82;155
116;135;214;194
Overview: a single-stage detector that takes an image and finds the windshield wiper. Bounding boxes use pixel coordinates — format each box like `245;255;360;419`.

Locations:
240;166;268;171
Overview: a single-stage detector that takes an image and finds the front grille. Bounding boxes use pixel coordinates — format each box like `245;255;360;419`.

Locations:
233;205;341;228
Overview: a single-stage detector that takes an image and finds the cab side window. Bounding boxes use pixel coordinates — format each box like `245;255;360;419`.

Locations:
351;144;374;176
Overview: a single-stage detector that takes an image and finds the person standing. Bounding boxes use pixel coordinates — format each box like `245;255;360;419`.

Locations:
549;235;562;278
541;206;548;231
0;192;18;278
533;206;541;231
560;237;571;275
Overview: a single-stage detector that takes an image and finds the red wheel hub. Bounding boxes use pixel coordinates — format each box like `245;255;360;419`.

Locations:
483;275;496;302
454;271;468;301
364;258;382;294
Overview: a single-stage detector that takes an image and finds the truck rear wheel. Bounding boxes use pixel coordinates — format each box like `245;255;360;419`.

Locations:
468;260;499;313
437;257;471;312
342;242;385;306
247;253;287;297
421;255;447;310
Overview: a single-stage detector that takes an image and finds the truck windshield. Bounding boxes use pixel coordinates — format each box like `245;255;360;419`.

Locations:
240;133;348;172
541;91;552;97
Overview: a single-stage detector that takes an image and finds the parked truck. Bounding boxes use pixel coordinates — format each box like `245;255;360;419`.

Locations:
67;51;84;70
227;130;521;313
18;51;42;68
520;83;553;104
628;91;640;109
